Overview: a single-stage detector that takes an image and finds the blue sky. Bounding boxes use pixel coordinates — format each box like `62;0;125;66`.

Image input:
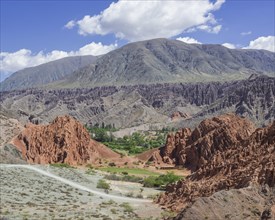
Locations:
1;0;274;80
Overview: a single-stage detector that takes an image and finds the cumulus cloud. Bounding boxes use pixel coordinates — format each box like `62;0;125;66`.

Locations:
0;42;117;78
244;36;275;52
66;0;225;41
176;37;202;44
241;31;252;36
222;43;236;49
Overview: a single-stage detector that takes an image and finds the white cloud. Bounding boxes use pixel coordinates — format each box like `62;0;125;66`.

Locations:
196;24;222;34
241;31;252;36
0;42;117;76
64;20;76;29
222;43;236;49
176;37;202;44
66;0;225;41
244;36;275;52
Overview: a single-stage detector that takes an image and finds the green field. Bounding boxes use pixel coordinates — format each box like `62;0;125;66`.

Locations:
97;167;159;176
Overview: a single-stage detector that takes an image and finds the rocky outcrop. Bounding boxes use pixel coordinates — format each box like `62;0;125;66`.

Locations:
156;114;275;212
170;111;190;121
0;113;24;147
160;114;255;169
12;115;120;165
0;113;26;164
1;75;274;129
175;185;275;220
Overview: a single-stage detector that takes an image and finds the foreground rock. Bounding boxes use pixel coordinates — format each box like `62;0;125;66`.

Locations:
175;185;275;220
153;114;274;213
12;115;120;165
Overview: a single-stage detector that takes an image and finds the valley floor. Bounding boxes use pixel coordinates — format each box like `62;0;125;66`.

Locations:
0;165;163;220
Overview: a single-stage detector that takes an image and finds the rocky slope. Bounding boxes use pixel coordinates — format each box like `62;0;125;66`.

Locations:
0;113;26;164
11;115;120;165
0;55;96;91
0;113;23;147
1;75;274;129
57;38;275;88
175;186;275;220
153;114;274;214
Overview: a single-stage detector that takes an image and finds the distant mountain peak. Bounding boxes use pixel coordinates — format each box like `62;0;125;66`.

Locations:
1;38;274;91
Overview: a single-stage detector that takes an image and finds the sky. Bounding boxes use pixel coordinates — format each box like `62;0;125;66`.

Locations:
1;0;275;81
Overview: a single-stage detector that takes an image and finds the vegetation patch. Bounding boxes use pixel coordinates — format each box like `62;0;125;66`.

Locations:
119;202;134;213
96;179;111;190
104;173;143;183
50;163;73;168
86;124;174;155
143;172;182;188
98;167;159;176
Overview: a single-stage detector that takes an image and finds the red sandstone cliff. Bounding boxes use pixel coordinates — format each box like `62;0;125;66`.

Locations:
154;114;274;211
12;115;120;165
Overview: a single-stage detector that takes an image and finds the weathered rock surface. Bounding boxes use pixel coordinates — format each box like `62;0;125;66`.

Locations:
0;113;26;163
155;114;275;212
170;111;190;121
175;185;275;220
0;75;274;129
0;113;24;147
159;114;256;169
12;115;120;165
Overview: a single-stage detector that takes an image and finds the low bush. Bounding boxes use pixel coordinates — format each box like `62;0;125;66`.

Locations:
85;169;96;175
104;174;143;183
120;202;133;213
50;163;73;168
96;179;110;190
143;172;181;188
108;162;116;167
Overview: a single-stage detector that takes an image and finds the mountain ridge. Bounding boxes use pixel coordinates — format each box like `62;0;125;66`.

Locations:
61;38;275;88
1;75;274;130
0;55;97;91
1;38;274;91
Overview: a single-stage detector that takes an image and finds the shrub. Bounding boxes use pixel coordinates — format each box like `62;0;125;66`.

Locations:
125;192;134;197
85;169;96;175
108;162;116;167
86;164;93;169
143;172;181;188
136;194;143;198
122;175;143;183
104;174;122;181
96;179;110;190
104;174;143;183
120;203;133;213
50;163;73;168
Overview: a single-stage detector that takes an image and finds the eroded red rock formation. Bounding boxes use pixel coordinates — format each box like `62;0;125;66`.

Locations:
155;114;275;211
12;115;120;165
170;111;190;121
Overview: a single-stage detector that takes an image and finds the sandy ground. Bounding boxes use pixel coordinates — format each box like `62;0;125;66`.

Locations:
0;165;163;220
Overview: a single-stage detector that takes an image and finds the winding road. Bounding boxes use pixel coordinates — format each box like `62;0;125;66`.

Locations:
0;164;152;203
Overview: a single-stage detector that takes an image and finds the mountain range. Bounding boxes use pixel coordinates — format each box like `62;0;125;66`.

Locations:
0;55;96;91
1;38;274;91
1;75;274;130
